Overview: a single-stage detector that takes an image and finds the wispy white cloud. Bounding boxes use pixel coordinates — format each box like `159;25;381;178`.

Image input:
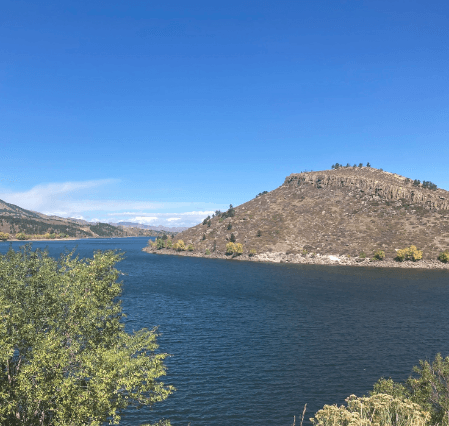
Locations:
0;179;119;213
0;180;222;228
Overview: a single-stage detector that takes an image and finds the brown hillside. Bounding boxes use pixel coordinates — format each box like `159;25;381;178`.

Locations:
172;167;449;260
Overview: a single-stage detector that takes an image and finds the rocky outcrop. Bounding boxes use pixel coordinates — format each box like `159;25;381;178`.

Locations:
285;169;449;211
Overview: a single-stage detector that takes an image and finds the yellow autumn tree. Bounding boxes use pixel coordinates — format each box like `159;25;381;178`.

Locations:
175;240;185;251
396;245;423;261
226;242;235;254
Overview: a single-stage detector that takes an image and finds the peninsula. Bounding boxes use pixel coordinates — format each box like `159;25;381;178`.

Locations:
145;166;449;268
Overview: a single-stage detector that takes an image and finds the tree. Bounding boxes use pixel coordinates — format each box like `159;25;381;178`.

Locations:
230;233;236;243
226;242;235;255
0;232;9;241
15;232;27;240
0;245;173;425
366;162;371;167
358;163;363;168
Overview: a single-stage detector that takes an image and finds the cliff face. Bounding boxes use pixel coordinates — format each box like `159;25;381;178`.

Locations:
286;168;449;211
165;168;449;260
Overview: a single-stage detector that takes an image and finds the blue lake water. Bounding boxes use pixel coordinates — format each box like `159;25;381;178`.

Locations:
1;237;449;425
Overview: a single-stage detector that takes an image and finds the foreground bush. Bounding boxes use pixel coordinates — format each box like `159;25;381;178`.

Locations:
371;353;449;426
0;245;172;425
396;245;423;262
311;394;429;426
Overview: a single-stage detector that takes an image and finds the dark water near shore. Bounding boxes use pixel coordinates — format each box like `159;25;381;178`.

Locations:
2;238;449;425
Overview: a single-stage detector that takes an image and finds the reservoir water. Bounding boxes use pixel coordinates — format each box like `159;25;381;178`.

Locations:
1;237;449;425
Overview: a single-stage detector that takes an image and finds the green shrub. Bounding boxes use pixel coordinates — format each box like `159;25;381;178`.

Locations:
359;252;366;259
230;233;236;243
373;250;385;260
227;223;232;230
16;232;27;240
187;244;194;251
249;249;257;257
438;250;449;263
302;249;308;256
205;249;211;255
257;230;262;237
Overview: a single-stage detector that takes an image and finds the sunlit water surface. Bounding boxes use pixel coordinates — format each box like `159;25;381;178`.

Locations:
1;238;448;425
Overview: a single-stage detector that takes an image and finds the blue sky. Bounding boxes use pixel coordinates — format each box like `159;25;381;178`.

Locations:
1;0;448;227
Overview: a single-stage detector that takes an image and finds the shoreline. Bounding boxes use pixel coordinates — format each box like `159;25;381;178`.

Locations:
1;236;151;243
143;247;449;270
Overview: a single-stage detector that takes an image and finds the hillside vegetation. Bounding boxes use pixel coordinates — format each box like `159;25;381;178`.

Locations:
167;167;449;260
0;199;155;239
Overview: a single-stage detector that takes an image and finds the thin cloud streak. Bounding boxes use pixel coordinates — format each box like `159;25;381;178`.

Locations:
0;180;223;227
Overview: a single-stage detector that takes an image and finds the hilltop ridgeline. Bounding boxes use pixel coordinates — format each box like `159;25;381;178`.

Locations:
146;167;449;262
287;168;448;211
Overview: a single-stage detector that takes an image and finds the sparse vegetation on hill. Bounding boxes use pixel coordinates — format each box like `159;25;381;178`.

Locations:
152;167;449;261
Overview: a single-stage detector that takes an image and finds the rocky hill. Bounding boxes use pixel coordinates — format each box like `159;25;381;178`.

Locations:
163;167;449;260
0;199;153;239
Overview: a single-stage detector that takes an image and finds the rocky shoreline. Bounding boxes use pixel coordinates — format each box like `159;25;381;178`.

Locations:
143;247;449;270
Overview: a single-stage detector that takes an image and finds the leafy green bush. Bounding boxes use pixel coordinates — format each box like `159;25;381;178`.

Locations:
227;223;232;230
15;232;27;240
187;244;194;251
396;245;423;262
249;249;256;257
373;250;385;260
0;246;173;425
205;249;211;255
257;230;262;237
359;252;366;259
230;233;236;243
438;250;449;263
302;249;308;256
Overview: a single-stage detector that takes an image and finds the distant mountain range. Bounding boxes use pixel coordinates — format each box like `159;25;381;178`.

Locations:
0;199;166;238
